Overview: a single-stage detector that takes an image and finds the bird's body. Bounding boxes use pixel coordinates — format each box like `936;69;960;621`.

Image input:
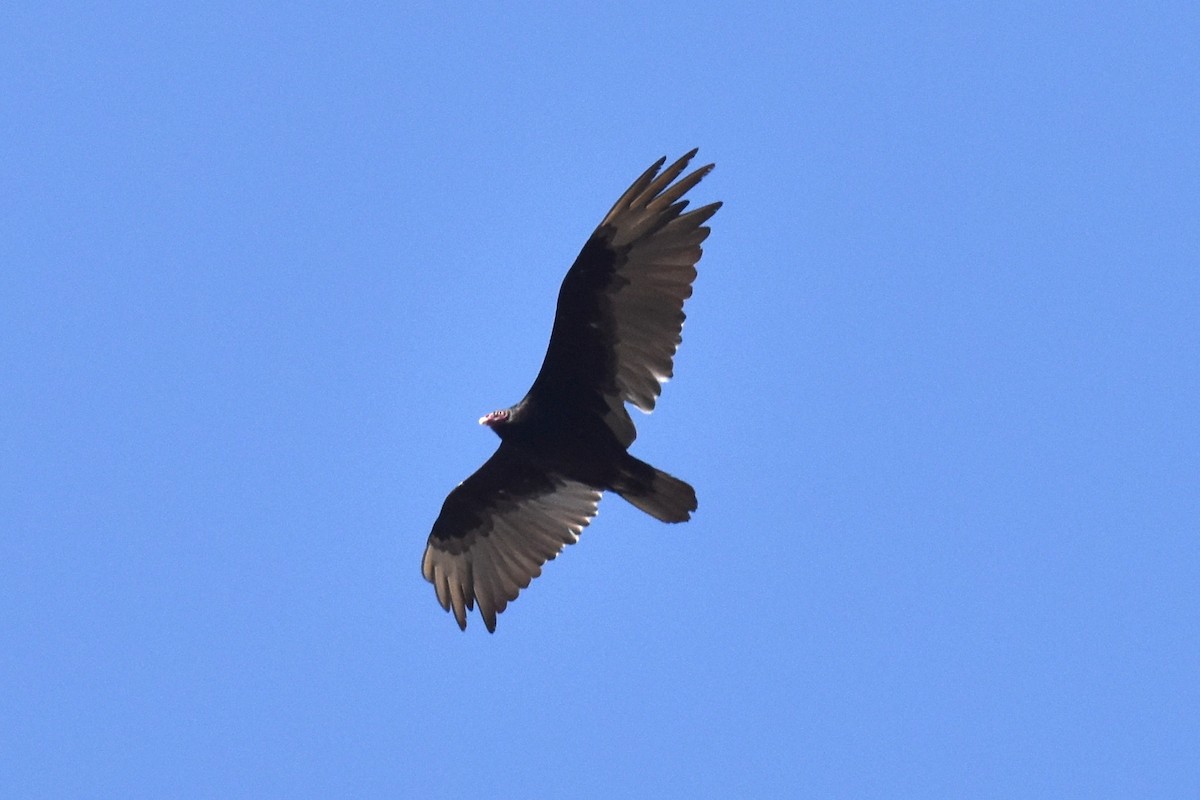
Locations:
423;150;721;631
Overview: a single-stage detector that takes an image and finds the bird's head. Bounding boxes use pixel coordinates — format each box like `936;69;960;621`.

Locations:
478;408;511;430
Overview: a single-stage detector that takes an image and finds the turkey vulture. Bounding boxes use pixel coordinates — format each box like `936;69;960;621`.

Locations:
422;150;720;631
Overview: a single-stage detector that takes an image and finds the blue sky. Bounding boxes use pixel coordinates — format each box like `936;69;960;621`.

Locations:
3;3;1197;797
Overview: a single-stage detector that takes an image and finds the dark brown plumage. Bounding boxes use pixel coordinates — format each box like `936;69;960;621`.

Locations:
422;150;721;631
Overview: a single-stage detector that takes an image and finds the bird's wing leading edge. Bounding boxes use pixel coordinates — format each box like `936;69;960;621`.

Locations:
422;444;602;632
529;150;721;446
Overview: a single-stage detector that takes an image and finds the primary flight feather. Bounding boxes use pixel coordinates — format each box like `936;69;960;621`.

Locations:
422;150;721;631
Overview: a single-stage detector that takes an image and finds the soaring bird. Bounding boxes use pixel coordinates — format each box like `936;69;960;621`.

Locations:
422;150;720;631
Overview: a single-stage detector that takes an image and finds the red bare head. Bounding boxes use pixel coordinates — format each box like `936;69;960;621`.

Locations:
478;409;511;428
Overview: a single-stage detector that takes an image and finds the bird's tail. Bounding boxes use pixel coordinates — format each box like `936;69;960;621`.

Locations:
612;454;697;523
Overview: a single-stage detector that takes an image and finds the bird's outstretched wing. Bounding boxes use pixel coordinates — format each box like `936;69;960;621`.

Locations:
422;444;601;632
528;149;722;447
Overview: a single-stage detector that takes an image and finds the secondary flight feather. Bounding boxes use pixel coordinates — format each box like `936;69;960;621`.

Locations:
422;150;721;631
